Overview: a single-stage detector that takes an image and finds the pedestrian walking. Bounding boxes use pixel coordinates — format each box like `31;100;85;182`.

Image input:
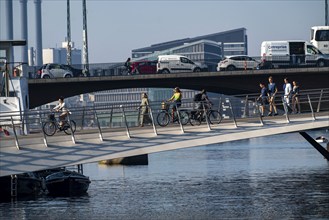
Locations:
267;76;278;116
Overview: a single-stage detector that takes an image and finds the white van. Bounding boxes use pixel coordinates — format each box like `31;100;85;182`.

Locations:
157;55;202;74
260;40;329;68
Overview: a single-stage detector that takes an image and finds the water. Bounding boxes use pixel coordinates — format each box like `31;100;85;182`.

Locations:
1;131;329;219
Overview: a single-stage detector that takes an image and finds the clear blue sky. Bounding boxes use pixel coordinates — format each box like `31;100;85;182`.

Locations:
0;0;326;63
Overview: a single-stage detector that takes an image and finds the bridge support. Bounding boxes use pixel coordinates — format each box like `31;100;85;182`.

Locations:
299;132;329;161
99;154;148;165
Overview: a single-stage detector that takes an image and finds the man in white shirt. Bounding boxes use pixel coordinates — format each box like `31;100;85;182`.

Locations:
283;78;292;107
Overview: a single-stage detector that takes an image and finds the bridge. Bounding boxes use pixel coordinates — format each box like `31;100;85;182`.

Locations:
27;67;329;108
1;89;328;177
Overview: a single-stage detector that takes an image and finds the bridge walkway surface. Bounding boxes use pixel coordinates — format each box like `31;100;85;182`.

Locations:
1;112;328;177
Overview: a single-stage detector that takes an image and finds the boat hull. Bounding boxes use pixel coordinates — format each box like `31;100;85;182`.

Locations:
46;171;91;196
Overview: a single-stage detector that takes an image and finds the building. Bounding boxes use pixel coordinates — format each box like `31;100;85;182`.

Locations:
43;41;82;65
28;41;82;66
132;28;247;58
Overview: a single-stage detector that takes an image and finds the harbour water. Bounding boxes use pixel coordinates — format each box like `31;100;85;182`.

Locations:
0;130;328;219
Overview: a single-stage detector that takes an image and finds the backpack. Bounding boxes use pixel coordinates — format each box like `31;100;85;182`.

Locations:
193;93;202;102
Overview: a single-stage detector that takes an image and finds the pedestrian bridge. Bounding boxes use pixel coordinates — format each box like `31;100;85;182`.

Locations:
1;90;328;177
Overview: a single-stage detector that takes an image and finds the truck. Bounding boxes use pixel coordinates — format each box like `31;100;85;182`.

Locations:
260;40;329;68
310;26;329;54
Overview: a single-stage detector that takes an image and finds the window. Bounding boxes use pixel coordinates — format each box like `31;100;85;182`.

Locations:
315;30;329;41
307;45;320;55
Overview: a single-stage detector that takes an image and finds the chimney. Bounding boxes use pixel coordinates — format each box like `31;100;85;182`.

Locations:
34;0;43;66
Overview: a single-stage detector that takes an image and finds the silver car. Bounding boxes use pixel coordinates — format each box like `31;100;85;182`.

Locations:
40;63;73;78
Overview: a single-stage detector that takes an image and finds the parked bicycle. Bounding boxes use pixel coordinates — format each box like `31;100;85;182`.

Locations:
189;104;222;126
43;112;76;136
156;102;189;127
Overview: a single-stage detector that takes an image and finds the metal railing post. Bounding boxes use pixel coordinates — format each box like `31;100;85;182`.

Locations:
316;89;323;112
307;94;316;120
282;97;290;123
148;105;158;136
242;95;249;118
109;107;113;128
39;113;48;147
121;105;131;138
81;107;85;130
175;103;185;134
10;116;20;150
228;99;238;128
203;102;211;131
218;96;222;113
93;107;103;141
255;98;264;126
67;114;76;144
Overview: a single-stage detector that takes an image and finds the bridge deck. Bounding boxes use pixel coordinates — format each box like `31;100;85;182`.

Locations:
1;113;328;177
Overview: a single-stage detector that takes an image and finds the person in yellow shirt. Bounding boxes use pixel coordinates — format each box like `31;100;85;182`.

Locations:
167;87;182;121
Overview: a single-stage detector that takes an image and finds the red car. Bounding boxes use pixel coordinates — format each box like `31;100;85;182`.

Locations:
131;60;157;74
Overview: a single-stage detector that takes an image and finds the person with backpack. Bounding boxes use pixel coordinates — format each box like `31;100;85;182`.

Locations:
194;89;212;110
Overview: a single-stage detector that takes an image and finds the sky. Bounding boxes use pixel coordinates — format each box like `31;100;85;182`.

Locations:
0;0;327;64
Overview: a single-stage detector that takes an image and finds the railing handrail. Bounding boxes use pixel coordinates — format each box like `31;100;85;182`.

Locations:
1;88;328;120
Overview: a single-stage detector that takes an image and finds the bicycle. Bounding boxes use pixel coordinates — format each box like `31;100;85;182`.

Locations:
156;102;189;127
189;103;222;126
43;112;76;136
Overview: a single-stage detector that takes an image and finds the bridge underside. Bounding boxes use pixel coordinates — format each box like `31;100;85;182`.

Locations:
28;68;329;108
1;115;328;177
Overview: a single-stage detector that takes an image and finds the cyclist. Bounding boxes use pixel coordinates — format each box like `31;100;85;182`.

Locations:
124;57;132;75
53;96;70;129
193;89;213;119
167;87;182;121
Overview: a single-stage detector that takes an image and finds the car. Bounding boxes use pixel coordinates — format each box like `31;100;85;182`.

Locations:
62;65;84;77
157;55;202;74
217;55;260;71
130;60;157;74
37;63;74;79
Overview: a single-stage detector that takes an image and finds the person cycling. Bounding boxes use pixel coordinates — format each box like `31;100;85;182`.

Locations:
53;96;70;129
124;57;132;75
193;89;213;119
167;87;182;121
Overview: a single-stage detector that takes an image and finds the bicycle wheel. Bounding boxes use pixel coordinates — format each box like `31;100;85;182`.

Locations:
43;122;56;136
189;111;201;126
208;110;222;124
179;110;189;125
157;111;170;127
64;120;76;135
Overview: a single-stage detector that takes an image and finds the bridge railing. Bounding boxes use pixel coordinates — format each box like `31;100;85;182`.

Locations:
1;88;328;149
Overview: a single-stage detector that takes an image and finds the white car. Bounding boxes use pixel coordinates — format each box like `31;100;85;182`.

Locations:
38;63;74;78
217;55;260;71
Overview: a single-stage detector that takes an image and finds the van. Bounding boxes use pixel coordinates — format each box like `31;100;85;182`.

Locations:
260;40;329;68
157;55;202;74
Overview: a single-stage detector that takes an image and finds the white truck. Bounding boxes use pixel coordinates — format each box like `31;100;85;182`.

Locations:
310;26;329;54
260;40;329;68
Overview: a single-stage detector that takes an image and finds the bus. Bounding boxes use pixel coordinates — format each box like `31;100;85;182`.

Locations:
310;26;329;54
